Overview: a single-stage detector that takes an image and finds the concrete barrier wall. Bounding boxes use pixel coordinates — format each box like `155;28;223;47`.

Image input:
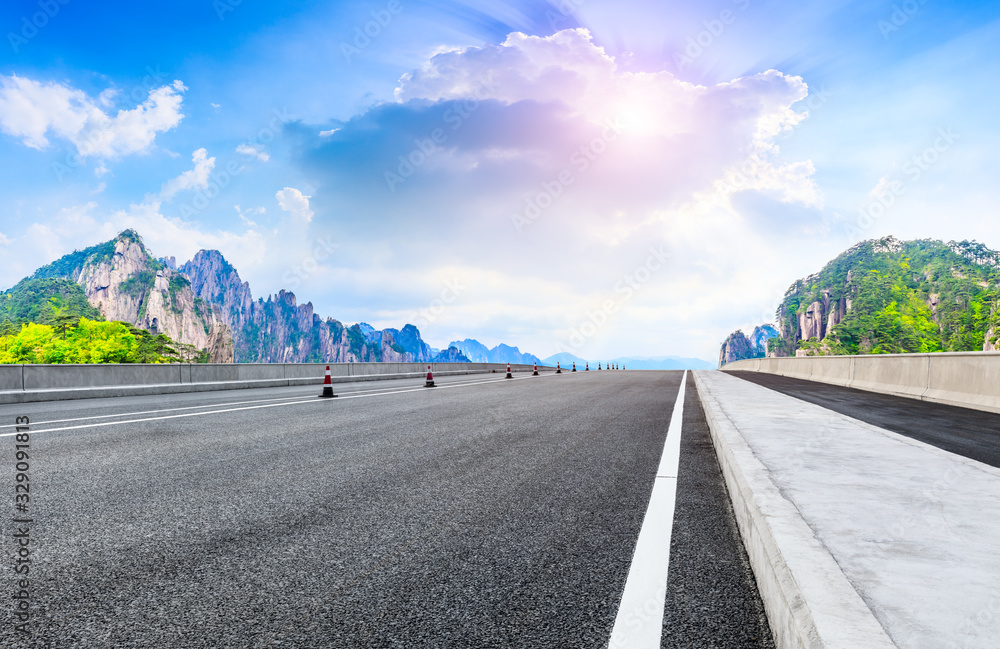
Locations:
804;355;853;388
925;353;1000;414
0;361;548;403
851;354;929;400
0;365;22;391
723;351;1000;414
22;363;182;389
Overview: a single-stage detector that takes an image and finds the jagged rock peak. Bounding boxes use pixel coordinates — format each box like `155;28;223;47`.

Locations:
28;230;236;362
28;230;451;365
178;245;435;364
719;330;756;367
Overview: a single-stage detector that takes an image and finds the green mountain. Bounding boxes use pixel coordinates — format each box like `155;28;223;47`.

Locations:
0;278;103;336
0;276;211;364
0;319;204;364
768;236;1000;356
3;229;454;364
0;231;217;363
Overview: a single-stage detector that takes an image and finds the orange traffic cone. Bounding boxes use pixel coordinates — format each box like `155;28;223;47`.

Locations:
319;365;336;398
598;363;602;370
505;363;513;379
532;362;539;376
424;365;436;387
585;362;589;371
572;362;577;372
556;362;562;374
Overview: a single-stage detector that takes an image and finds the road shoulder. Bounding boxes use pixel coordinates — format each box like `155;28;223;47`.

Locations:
694;370;898;649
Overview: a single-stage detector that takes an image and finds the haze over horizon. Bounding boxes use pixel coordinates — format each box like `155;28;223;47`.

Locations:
1;0;997;361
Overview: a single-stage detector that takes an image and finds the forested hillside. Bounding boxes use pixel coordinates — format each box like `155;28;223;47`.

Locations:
768;237;1000;356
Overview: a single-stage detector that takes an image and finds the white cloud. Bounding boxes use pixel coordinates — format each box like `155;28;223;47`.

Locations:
297;28;828;360
98;88;119;108
275;187;314;223
159;148;215;199
0;74;186;159
867;175;894;201
389;30;813;215
235;143;269;162
394;29;811;142
319;128;339;137
235;204;265;227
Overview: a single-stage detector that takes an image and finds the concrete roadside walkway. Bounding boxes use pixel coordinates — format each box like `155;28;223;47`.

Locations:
695;370;1000;649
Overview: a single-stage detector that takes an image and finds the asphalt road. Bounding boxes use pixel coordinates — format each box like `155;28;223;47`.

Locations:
1;371;773;648
727;370;1000;469
661;381;774;648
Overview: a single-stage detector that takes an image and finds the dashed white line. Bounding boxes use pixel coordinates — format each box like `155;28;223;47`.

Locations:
607;370;686;649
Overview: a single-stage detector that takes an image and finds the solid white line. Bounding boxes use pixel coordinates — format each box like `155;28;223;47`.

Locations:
0;372;548;438
607;370;686;649
0;394;318;428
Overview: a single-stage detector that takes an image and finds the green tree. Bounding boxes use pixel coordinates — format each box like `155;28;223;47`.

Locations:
0;318;204;364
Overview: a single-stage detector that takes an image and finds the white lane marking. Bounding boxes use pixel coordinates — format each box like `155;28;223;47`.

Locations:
608;370;686;649
0;394;317;428
0;373;537;429
0;373;548;438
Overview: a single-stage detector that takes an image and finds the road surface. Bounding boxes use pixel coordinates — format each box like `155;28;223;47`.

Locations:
728;370;1000;469
1;371;772;648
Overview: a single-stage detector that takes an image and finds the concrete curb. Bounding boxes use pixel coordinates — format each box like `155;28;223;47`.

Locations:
0;368;546;404
692;371;898;649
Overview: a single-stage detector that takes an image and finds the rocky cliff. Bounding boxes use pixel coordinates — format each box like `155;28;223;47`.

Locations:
719;324;779;367
32;230;234;362
748;324;780;353
719;330;755;367
179;249;436;363
25;230;523;365
768;237;1000;356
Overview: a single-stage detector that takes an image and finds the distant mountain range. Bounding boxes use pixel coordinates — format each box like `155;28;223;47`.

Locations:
542;352;714;370
4;229;715;368
3;229;472;364
448;339;542;365
446;341;713;370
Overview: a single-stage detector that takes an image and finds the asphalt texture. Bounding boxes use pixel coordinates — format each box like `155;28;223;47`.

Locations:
0;371;774;648
727;370;1000;469
660;380;775;649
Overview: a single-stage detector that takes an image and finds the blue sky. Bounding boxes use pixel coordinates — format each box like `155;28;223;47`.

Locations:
1;0;998;361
